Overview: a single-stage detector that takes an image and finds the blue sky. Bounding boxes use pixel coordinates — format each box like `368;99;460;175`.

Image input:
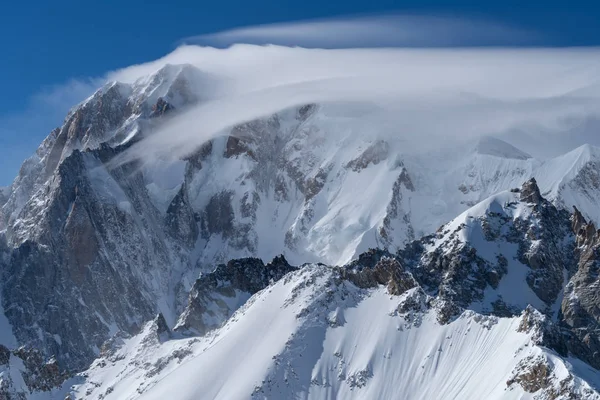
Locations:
0;0;599;185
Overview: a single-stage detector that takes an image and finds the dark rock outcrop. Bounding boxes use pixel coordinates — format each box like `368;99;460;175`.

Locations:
149;97;174;118
0;345;9;366
12;347;69;392
0;346;69;398
561;207;600;369
174;256;296;335
165;183;199;248
341;256;417;296
149;313;171;343
345;140;390;172
379;166;415;247
520;177;543;204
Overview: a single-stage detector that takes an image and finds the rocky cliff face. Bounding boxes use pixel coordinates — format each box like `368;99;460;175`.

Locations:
0;344;70;399
0;65;211;372
561;206;600;369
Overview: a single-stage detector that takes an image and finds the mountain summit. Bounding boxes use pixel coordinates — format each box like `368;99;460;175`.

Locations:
474;136;532;160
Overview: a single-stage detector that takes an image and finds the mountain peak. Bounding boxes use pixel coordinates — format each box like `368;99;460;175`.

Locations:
130;63;217;109
520;177;543;204
565;143;600;161
474;136;532;160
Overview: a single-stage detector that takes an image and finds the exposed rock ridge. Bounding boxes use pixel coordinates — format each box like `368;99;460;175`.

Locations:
174;255;296;335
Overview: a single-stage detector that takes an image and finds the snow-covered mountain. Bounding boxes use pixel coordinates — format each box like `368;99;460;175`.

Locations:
1;63;600;398
66;178;600;399
68;268;600;400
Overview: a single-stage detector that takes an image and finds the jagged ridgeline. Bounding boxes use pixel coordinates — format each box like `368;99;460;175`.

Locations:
72;180;600;399
1;63;600;398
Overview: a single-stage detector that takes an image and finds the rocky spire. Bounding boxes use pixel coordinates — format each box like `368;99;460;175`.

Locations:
572;206;588;234
174;256;296;336
0;344;9;365
266;254;292;270
153;313;171;342
520;177;542;204
572;206;598;248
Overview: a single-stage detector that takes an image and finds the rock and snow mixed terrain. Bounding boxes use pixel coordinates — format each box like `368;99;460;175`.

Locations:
67;266;600;400
1;63;600;399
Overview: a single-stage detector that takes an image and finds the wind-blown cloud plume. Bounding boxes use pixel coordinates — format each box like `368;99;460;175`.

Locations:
10;13;600;178
107;42;600;168
181;14;541;48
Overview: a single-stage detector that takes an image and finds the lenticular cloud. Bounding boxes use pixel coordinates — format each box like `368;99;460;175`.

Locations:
101;16;600;166
180;14;540;48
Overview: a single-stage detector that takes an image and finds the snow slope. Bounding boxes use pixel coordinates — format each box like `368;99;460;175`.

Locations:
70;265;600;400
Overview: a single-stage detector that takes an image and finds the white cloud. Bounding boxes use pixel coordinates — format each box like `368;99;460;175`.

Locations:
4;14;600;186
108;44;600;167
180;14;541;48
